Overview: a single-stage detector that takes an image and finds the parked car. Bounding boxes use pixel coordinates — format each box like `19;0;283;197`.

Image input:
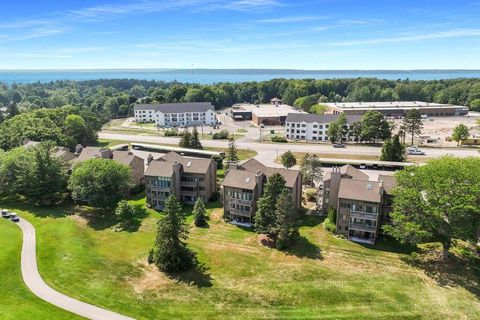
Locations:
333;143;346;148
9;213;20;223
1;209;11;218
407;148;425;155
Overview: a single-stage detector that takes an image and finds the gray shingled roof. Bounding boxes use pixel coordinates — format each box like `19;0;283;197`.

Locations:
134;102;214;113
144;160;174;177
222;170;258;190
338;178;381;203
160;152;212;174
285;113;361;124
239;158;300;189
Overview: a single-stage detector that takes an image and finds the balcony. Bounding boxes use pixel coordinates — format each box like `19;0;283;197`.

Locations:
150;185;171;192
349;223;377;232
230;208;252;217
229;198;253;206
350;211;379;220
180;181;198;187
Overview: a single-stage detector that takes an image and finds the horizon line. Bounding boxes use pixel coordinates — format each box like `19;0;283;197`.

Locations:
1;68;480;72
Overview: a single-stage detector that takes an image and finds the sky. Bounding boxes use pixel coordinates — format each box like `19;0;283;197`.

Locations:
0;0;479;70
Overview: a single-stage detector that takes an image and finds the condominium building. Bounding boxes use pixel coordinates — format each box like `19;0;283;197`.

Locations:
74;146;145;187
285;113;361;142
222;158;302;227
134;102;217;127
319;165;395;244
144;152;217;210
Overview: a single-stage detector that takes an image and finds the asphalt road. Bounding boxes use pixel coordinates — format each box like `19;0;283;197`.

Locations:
100;132;479;167
16;218;135;320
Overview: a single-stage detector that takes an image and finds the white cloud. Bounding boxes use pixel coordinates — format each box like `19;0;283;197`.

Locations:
329;29;480;46
253;15;322;23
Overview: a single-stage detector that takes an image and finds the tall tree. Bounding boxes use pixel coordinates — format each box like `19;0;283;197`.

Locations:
361;110;391;143
349;120;363;143
69;159;133;208
384;157;480;259
152;195;196;272
451;123;469;145
328;113;348;143
193;198;208;227
380;135;406;162
273;189;297;249
402;109;423;146
225;139;239;166
300;153;322;186
190;127;203;150
179;130;192;148
26;143;68;205
7;102;19;119
281;150;297;169
254;173;287;234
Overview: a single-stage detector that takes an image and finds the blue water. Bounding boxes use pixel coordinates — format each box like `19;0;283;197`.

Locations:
0;69;479;84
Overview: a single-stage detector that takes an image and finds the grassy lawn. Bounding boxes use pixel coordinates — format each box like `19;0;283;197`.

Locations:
0;199;478;320
0;218;81;320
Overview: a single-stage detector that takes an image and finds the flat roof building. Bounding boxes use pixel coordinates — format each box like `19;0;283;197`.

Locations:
134;102;217;127
324;101;468;117
230;100;305;126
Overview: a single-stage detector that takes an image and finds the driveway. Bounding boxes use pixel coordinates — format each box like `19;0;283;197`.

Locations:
17;218;134;320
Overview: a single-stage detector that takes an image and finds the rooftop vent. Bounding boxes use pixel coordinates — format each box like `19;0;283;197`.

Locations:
245;177;251;183
187;161;192;167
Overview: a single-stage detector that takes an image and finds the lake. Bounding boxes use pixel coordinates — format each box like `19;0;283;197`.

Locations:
1;69;479;84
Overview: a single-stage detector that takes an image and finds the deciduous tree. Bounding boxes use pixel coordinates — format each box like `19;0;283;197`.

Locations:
451;123;469;145
281;150;297;169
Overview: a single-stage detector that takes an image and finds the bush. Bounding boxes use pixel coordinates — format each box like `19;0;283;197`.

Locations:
147;249;154;264
209;191;220;202
164;130;179;137
212;130;230;139
305;188;317;202
327;207;337;224
325;218;336;233
271;135;287;143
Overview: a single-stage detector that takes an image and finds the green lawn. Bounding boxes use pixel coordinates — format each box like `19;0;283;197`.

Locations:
0;218;80;320
0;199;478;320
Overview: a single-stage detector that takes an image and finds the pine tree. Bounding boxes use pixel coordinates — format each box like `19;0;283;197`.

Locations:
273;189;297;249
190;127;203;149
254;173;286;234
402;109;423;146
281;150;297;169
193;198;208;227
153;195;196;272
225;139;239;165
179;130;192;148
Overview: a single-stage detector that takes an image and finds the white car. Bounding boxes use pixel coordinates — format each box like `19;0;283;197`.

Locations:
407;148;425;155
1;209;11;218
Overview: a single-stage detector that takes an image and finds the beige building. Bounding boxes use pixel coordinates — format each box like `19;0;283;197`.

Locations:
319;165;395;244
222;158;302;227
144;152;217;210
74;147;145;187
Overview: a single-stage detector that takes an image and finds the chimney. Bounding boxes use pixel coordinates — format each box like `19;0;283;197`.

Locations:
255;171;264;198
146;154;154;165
75;144;83;155
100;148;113;159
379;179;384;196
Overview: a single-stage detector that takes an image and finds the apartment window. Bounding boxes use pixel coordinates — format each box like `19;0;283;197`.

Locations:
312;131;317;134
301;124;306;127
313;125;318;128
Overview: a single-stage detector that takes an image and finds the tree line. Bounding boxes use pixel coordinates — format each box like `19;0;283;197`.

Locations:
1;77;480;124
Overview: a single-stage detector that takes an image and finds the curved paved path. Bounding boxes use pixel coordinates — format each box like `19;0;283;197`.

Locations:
17;218;135;320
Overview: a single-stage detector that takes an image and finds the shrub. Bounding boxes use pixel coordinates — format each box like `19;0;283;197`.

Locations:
164;130;179;137
212;130;230;139
325;218;336;233
209;191;220;202
305;188;317;202
327;207;337;224
271;135;287;143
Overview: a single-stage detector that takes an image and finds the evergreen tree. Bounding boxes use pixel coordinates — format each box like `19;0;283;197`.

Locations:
225;139;239;165
7;102;19;119
190;127;203;149
402;109;423;146
179;130;192;148
281;150;297;169
193;198;208;227
254;173;286;234
153;195;196;272
273;189;297;249
27;143;69;205
381;135;406;162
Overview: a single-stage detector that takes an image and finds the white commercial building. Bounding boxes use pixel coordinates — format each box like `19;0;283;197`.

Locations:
285;113;361;142
134;102;217;127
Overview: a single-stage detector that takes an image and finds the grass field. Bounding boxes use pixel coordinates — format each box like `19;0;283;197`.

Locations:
0;218;80;320
1;198;478;320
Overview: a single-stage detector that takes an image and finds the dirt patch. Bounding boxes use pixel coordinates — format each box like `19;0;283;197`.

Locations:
127;259;172;294
258;234;276;249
